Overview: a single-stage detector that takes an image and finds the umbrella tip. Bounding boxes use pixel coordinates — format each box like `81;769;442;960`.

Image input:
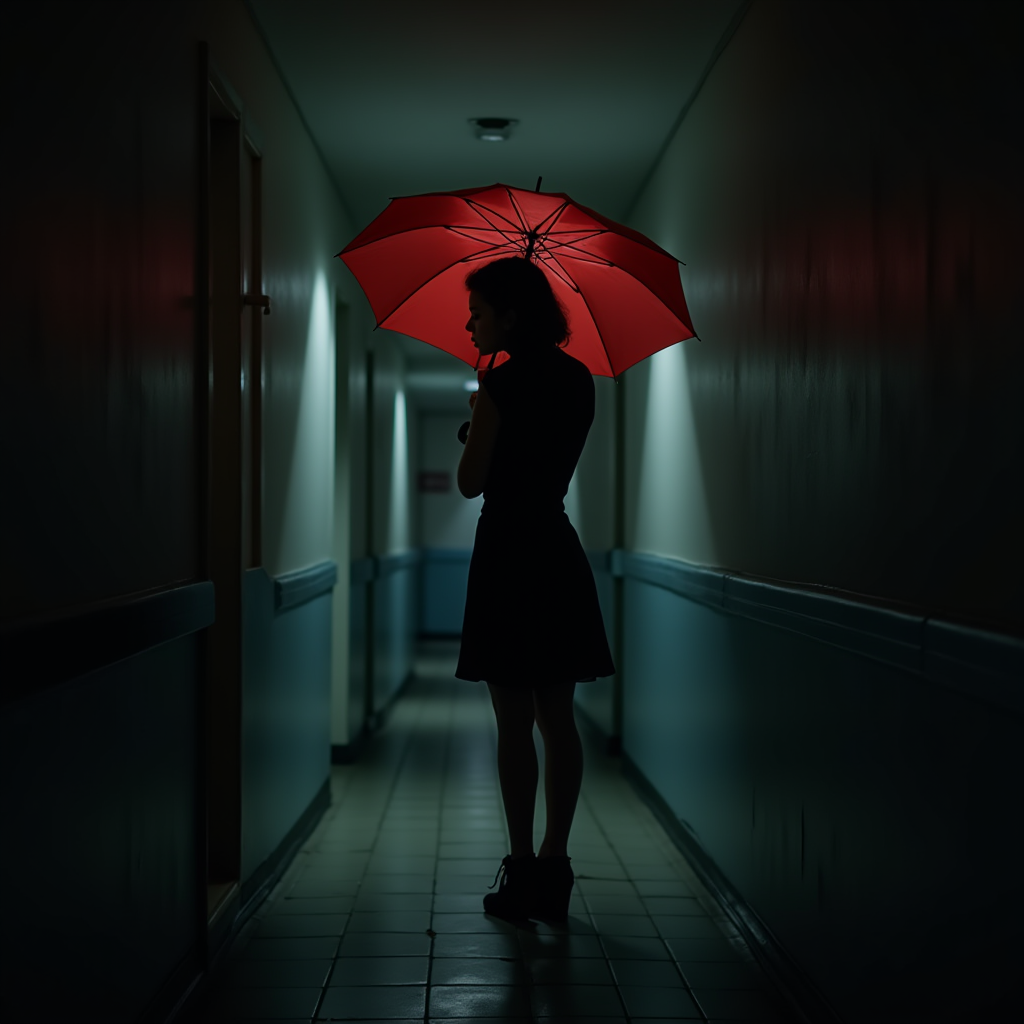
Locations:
535;176;543;192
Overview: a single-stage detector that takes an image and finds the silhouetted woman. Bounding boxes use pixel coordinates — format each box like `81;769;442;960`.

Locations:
455;257;615;922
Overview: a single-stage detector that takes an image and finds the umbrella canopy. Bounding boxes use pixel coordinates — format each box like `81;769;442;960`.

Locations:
337;182;696;377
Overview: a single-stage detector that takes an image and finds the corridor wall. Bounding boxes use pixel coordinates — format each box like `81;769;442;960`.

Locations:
1;1;359;1018
196;0;357;904
618;1;1023;1020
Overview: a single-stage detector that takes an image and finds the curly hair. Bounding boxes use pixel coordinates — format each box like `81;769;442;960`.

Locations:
465;257;570;353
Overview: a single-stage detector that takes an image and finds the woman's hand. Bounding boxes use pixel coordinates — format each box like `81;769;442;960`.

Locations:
468;391;478;410
458;385;499;498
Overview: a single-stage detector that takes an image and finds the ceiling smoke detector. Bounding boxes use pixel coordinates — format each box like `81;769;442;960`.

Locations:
471;117;517;142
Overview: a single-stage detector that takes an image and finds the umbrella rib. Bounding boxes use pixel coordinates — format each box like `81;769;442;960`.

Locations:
462;204;530;254
446;225;522;252
504;189;535;244
535;253;580;292
536;235;613;263
533;200;574;237
372;249;504;326
464;197;525;238
544;255;617;376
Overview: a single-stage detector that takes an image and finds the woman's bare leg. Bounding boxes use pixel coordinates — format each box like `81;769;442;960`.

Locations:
533;682;582;859
487;683;538;859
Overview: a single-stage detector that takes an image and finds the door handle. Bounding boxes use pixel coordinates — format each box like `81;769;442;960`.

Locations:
243;293;271;315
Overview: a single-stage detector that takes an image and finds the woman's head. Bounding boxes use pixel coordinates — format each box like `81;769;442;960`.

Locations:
464;257;570;357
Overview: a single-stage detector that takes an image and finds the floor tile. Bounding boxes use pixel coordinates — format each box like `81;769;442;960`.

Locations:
353;893;433;913
274;897;355;916
244;937;341;960
632;879;695;897
338;933;432;957
429;985;531;1018
676;958;769;989
525;957;615;985
609;958;686;987
434;875;495;894
329;956;430;986
589;913;659;936
433;913;515;935
367;856;438;875
318;985;426;1019
531;984;626;1017
288;878;361;898
201;986;322;1020
692;986;792;1021
535;1019;626;1024
436;858;502;876
574;879;637;897
599;935;672;961
642;897;705;916
572;862;628;880
431;893;486;914
666;937;748;962
429;957;527;985
360;874;435;894
626;864;685;881
618;985;702;1018
432;933;520;958
224;958;333;989
583;895;647;915
518;932;605;959
438;843;507;859
653;915;727;939
194;665;788;1024
346;910;433;933
256;914;348;938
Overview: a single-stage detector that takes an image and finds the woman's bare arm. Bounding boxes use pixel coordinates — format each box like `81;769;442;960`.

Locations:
458;386;500;498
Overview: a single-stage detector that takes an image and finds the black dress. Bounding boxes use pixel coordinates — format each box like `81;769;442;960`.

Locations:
455;345;616;688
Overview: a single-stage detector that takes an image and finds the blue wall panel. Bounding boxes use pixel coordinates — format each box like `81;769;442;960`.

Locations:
373;555;418;714
242;569;331;884
347;570;369;745
419;549;471;636
0;636;200;1021
622;566;1024;1022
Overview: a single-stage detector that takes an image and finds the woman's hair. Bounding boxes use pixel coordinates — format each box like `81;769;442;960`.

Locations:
465;257;570;353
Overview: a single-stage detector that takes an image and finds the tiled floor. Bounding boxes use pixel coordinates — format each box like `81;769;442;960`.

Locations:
186;642;792;1023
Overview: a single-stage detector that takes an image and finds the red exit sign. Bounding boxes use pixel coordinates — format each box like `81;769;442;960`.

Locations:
418;471;451;493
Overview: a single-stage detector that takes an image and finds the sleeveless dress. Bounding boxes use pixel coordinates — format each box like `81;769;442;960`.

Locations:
455;345;616;688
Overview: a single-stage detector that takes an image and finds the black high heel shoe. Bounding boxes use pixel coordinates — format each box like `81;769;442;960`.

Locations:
482;854;536;921
532;856;574;922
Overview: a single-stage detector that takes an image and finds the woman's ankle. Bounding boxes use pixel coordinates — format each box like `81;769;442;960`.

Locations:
537;846;568;860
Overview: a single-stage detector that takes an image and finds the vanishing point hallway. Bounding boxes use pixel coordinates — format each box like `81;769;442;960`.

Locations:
188;642;789;1023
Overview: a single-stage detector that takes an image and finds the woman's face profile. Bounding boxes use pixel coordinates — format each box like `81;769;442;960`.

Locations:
466;290;513;356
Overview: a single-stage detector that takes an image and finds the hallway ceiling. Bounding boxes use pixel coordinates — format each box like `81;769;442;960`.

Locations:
247;0;744;397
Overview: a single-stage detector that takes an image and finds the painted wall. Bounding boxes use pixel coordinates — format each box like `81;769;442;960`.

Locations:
616;1;1023;1019
626;0;1023;631
195;3;357;577
364;332;417;718
195;0;356;878
416;411;482;636
2;4;203;1018
2;1;358;1016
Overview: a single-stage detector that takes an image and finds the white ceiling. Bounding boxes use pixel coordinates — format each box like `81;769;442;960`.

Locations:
247;0;745;403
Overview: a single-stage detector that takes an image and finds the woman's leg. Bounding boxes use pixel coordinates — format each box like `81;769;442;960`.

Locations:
487;683;538;859
533;682;583;859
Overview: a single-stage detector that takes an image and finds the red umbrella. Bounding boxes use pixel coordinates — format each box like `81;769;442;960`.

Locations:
337;182;696;378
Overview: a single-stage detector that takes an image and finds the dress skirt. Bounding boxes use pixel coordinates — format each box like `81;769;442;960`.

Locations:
455;505;615;687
